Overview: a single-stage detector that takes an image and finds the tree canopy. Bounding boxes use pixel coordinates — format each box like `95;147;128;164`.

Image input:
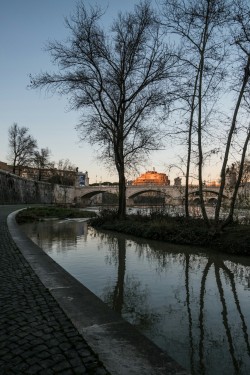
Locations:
30;0;178;218
29;0;250;227
8;123;37;175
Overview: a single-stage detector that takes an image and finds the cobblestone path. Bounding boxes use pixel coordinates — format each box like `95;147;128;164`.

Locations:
0;205;110;375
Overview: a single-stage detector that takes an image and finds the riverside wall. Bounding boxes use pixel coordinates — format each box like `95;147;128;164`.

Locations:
0;170;75;205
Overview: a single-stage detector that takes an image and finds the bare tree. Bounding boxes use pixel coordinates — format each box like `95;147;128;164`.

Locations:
214;0;250;229
30;1;177;218
33;147;52;180
8;123;37;175
240;158;250;186
162;0;229;223
163;0;250;230
48;159;76;186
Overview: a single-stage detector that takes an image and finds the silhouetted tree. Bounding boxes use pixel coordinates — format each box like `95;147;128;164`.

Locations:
162;0;229;223
215;0;250;229
8;123;37;175
33;147;52;180
48;159;76;186
30;1;178;219
163;0;250;230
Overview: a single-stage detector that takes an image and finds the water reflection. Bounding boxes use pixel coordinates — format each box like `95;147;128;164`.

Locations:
20;220;250;375
101;236;160;330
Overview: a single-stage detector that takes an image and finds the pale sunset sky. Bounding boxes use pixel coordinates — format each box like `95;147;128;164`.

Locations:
0;0;221;184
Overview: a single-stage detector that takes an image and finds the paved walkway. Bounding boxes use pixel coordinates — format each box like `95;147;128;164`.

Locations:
0;205;109;375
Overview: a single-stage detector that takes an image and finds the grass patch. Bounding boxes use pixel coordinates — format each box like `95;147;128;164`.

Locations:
16;206;97;223
90;210;250;256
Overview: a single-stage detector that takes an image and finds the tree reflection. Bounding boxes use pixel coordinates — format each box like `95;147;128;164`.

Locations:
130;236;250;374
111;237;126;314
194;257;250;375
23;222;250;374
185;254;195;375
97;231;250;374
101;236;160;331
215;265;239;373
198;260;212;375
21;220;88;252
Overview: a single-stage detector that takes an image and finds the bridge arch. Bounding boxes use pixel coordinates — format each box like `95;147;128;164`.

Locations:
207;197;217;205
74;187;119;206
127;188;168;198
73;185;228;207
188;189;228;205
127;188;174;204
192;197;200;205
78;190;110;199
188;189;228;198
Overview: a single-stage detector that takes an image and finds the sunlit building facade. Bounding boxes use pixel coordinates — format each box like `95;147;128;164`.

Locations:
132;170;170;186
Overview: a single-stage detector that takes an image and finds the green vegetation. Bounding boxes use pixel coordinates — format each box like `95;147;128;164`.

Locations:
90;209;250;256
16;206;250;256
16;206;96;223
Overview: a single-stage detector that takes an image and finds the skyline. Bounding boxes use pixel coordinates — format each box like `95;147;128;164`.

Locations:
1;0;221;185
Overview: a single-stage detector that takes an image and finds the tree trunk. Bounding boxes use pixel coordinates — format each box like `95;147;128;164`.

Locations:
118;168;126;219
197;50;210;227
221;129;250;229
12;156;17;174
185;67;200;218
112;237;126;314
214;56;250;228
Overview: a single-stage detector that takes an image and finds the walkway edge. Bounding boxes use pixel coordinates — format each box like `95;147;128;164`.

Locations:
7;210;189;375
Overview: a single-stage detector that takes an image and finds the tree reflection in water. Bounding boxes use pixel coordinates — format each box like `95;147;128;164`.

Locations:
185;254;195;374
21;221;250;375
100;233;250;375
101;236;160;330
185;256;250;375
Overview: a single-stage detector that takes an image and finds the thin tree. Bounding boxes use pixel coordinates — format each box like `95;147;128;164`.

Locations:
215;0;250;229
163;0;250;230
48;159;76;186
33;147;52;181
30;1;177;218
239;158;250;186
8;123;37;175
162;0;229;223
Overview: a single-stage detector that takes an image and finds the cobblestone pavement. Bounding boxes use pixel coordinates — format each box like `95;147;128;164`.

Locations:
0;205;110;375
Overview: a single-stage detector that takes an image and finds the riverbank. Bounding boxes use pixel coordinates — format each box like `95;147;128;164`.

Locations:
16;206;97;223
89;211;250;256
16;206;250;256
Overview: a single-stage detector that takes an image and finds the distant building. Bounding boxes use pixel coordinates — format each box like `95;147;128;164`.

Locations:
132;170;170;186
0;161;10;172
76;171;89;187
174;177;182;186
206;180;220;187
225;164;237;187
0;160;87;186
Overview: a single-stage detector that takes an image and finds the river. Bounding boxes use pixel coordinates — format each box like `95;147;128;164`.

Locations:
20;218;250;375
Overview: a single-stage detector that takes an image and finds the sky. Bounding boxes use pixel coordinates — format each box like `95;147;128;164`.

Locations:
0;0;220;184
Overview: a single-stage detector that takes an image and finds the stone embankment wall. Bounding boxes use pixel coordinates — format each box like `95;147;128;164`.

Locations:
53;183;75;205
0;170;75;205
0;170;53;204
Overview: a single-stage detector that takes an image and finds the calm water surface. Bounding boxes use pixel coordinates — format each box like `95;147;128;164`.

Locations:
21;219;250;375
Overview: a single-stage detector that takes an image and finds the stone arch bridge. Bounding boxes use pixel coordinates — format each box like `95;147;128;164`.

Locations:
74;185;229;206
